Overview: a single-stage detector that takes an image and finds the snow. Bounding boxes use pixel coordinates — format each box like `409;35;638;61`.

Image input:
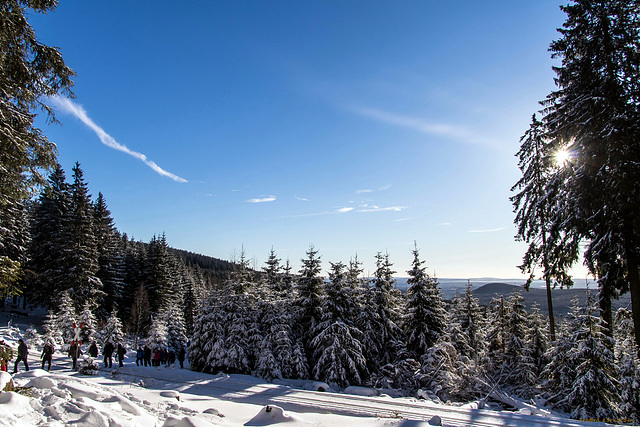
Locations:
0;324;619;427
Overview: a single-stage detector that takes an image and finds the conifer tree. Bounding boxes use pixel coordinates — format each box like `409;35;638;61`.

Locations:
311;261;368;388
295;245;324;363
63;162;101;307
0;0;74;211
146;313;168;351
359;252;403;370
562;290;620;419
614;307;640;423
79;301;98;344
0;199;30;297
29;165;69;305
93;192;124;317
540;0;640;350
404;244;446;358
101;308;124;346
56;290;78;345
449;281;484;361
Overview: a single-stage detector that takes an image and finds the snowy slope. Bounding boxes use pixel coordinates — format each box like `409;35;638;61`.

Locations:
0;325;619;427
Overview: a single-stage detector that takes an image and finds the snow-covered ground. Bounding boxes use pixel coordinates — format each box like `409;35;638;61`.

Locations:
0;323;620;426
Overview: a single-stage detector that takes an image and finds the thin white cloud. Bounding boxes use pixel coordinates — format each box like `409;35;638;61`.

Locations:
394;217;413;222
357;206;405;213
336;207;354;213
356;189;373;194
352;106;494;147
469;226;507;233
50;97;188;183
295;196;309;201
378;184;391;191
246;196;276;203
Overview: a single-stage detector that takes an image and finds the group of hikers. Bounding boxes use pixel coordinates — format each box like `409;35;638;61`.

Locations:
1;338;187;372
134;345;186;369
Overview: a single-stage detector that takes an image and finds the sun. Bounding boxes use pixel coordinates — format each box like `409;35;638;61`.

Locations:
553;147;571;166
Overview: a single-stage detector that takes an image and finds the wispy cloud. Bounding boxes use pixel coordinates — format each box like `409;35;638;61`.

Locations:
336;207;354;213
246;196;276;203
394;217;413;222
352;106;494;147
295;196;309;201
469;226;507;233
358;206;405;213
50;97;187;183
355;184;391;195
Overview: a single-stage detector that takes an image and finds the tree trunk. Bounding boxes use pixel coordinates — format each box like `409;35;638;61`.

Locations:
545;275;556;342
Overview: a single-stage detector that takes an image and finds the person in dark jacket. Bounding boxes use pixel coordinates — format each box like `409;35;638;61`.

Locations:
88;341;98;358
116;343;126;367
136;347;144;366
103;341;114;368
41;340;54;371
13;339;29;373
68;341;82;370
143;346;151;366
177;347;186;369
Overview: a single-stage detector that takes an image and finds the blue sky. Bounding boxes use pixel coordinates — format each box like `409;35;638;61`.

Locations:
30;1;591;279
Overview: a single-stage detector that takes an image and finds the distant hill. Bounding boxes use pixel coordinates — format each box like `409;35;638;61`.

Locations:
170;248;236;285
473;282;631;316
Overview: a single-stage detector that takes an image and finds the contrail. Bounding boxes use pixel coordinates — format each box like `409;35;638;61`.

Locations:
50;97;188;183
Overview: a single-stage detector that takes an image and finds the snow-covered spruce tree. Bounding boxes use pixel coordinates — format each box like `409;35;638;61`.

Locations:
419;336;463;401
311;261;368;389
558;291;620;419
295;245;324;363
359;252;404;373
511;114;579;342
502;291;537;397
93;192;125;318
541;0;640;352
615;307;640;423
101;308;125;346
188;290;224;372
0;198;30;298
42;309;63;347
541;298;579;410
0;0;74;294
79;301;98;344
62;163;102;308
483;295;508;380
526;302;548;379
28;165;70;306
56;290;78;345
159;299;188;352
146;313;168;351
449;281;485;362
445;281;486;399
404;244;446;359
0;0;74;191
23;325;42;348
290;340;309;380
145;233;173;313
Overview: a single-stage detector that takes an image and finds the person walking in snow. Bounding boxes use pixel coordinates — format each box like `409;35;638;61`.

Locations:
0;340;13;372
136;346;144;366
13;339;29;373
177;346;186;369
68;341;82;370
41;340;54;371
143;346;151;366
103;341;114;368
88;341;98;358
116;343;126;367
